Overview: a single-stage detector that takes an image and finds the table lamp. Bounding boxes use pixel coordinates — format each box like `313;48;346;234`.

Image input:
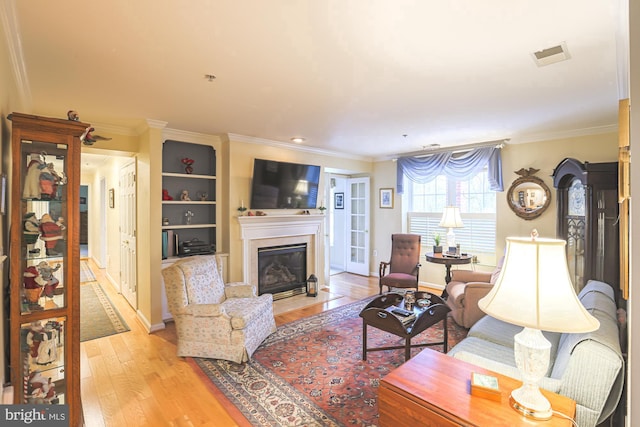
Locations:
439;206;464;250
478;234;599;420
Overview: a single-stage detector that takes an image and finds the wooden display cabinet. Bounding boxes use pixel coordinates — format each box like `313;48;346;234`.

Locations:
8;113;87;426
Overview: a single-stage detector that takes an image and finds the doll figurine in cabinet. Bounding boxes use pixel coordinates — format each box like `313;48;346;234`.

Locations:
23;266;45;309
37;261;62;298
39;213;65;256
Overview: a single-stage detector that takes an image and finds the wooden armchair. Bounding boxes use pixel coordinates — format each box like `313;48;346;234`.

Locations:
379;234;422;294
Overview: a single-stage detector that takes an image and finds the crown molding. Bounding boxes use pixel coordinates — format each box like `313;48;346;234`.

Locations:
512;124;618;145
86;121;141;136
0;0;31;110
228;133;372;162
163;127;223;146
373;124;618;162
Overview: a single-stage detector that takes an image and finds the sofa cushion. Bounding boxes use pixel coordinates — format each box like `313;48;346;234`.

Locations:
380;272;418;287
447;336;516;367
467;315;562;364
224;294;274;330
551;305;622;379
578;280;615;301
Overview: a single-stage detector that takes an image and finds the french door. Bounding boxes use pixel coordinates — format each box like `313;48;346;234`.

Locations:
346;177;370;275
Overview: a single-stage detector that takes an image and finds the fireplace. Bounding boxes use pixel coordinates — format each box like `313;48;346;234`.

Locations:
258;243;307;299
237;214;324;300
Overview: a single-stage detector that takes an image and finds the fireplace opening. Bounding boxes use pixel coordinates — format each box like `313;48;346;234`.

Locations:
258;243;307;300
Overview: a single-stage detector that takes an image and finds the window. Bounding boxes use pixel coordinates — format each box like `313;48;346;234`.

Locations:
406;170;496;256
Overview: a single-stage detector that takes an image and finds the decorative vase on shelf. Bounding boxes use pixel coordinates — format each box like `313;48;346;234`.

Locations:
181;157;194;174
238;206;247;216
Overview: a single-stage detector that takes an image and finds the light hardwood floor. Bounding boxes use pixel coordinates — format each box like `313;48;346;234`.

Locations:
80;261;441;426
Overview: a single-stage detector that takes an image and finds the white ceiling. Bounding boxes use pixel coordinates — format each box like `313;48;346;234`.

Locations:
5;0;626;160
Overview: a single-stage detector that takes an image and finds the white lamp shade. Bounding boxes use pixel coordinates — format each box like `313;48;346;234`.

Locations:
439;206;464;228
478;237;599;333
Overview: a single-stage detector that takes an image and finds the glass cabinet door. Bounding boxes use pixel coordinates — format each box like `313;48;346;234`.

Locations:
566;178;586;292
20;141;69;314
18;139;69;404
20;317;66;404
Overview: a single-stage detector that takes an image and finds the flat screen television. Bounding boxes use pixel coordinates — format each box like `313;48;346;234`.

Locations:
250;159;321;209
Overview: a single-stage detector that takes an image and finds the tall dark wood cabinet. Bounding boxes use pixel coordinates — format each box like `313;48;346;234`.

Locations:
552;158;619;297
8;113;86;426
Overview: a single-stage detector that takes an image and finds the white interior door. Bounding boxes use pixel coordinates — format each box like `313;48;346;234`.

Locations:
346;177;370;275
119;161;137;309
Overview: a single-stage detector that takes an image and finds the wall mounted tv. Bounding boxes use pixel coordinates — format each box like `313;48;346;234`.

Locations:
250;159;321;209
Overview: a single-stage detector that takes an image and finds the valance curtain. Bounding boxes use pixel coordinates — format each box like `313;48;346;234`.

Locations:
396;146;503;193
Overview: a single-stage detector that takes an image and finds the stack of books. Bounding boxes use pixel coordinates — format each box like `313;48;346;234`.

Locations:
162;230;178;259
390;307;416;325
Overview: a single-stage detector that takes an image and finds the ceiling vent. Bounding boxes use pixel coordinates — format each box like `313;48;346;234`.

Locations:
532;42;570;67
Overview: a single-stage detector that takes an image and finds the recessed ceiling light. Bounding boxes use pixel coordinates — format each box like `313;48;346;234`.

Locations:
291;137;305;143
204;74;216;81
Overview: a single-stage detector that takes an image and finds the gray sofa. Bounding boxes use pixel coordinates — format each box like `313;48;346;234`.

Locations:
448;280;624;427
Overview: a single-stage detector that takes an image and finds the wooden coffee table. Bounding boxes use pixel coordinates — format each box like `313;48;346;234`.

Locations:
359;292;450;361
379;349;576;426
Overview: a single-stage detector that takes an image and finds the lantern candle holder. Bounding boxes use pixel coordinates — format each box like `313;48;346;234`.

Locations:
306;274;318;297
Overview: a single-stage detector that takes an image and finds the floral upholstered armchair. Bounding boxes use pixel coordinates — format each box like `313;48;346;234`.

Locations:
162;254;276;363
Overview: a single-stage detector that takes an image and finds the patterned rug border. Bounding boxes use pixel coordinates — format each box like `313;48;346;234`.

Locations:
80;282;130;342
186;358;254;427
80;259;97;283
189;296;432;427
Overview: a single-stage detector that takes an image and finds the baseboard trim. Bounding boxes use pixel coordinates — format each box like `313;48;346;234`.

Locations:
136;309;166;333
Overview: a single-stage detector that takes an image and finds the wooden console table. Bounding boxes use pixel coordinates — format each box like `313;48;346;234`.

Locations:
379;349;576;426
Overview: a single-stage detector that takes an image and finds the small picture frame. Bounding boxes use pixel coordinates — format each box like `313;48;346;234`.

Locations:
109;188;115;208
334;192;344;209
380;188;394;209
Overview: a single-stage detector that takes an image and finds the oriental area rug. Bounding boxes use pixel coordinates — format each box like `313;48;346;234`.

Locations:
189;297;468;426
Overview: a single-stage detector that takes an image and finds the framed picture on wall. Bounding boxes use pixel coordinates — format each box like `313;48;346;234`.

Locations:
334;192;344;209
109;188;115;208
380;188;394;209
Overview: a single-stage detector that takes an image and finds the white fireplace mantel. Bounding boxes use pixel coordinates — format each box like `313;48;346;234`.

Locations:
237;214;325;285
